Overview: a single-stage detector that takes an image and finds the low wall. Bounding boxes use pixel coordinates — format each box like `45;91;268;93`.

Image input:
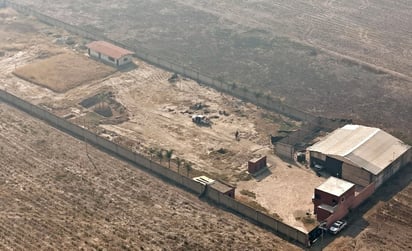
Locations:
351;183;375;209
0;89;309;246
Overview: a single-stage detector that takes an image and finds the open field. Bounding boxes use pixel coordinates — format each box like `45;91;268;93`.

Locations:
1;4;411;249
11;0;412;142
13;52;115;92
0;8;323;231
0;102;301;250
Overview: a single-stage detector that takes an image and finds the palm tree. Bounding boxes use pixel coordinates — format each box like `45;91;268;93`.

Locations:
149;148;156;162
184;162;192;177
165;149;174;168
176;157;183;174
156;149;164;164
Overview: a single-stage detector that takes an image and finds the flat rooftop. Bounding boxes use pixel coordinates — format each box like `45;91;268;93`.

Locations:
316;177;355;197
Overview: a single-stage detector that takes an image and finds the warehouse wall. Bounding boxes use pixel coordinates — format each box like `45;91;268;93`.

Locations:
342;162;371;187
374;147;411;188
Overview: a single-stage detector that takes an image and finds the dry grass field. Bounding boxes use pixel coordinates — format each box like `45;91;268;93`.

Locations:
12;0;412;142
1;3;411;250
0;102;300;250
0;8;322;231
13;52;115;92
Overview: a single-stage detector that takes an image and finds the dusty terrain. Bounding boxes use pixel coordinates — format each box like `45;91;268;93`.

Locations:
0;8;322;230
11;0;412;142
0;102;301;250
1;4;411;249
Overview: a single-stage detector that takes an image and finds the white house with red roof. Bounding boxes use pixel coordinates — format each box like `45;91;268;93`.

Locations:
86;41;134;67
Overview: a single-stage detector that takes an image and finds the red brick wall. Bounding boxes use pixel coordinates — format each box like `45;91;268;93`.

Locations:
313;186;355;218
248;156;266;174
316;207;332;222
351;182;375;209
325;205;349;227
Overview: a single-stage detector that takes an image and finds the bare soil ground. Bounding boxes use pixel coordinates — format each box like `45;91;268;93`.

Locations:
0;102;300;250
12;0;412;142
13;52;115;92
0;8;322;231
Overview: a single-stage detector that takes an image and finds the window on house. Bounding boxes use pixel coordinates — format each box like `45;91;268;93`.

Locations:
108;56;115;62
123;57;128;62
341;197;345;202
332;199;337;205
315;193;321;200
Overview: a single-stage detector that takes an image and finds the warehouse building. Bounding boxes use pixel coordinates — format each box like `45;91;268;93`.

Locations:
307;124;411;188
86;41;134;67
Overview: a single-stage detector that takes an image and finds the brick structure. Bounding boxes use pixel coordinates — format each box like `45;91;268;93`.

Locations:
312;177;355;222
248;156;267;174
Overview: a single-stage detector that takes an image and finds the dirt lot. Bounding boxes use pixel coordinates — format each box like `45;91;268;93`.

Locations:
0;8;322;230
0;102;301;250
11;0;412;143
13;52;115;92
1;4;411;249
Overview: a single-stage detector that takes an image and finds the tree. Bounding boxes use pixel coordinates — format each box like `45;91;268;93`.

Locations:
157;149;164;164
184;162;192;177
176;157;183;174
165;149;174;168
149;148;156;161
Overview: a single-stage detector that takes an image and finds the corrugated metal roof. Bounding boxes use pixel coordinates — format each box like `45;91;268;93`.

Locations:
86;41;134;59
193;176;215;185
316;177;355;197
308;125;411;175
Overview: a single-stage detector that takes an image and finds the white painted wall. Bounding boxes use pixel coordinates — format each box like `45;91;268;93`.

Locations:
89;49;100;58
89;49;133;67
118;55;133;66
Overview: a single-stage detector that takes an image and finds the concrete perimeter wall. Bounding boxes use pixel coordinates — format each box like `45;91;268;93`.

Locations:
0;89;309;247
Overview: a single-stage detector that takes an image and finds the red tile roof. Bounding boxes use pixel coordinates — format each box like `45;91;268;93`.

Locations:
86;41;134;59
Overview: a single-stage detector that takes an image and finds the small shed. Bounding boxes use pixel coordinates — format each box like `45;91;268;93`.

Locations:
193;176;235;198
248;156;267;174
211;180;236;198
86;41;134;67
